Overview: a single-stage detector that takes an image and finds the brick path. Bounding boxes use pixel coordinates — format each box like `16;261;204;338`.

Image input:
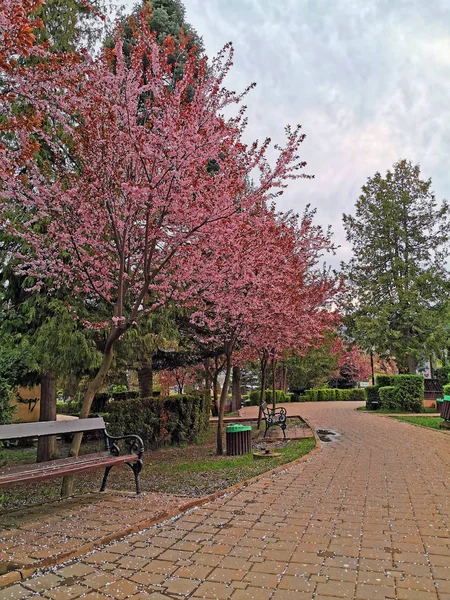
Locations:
1;401;449;600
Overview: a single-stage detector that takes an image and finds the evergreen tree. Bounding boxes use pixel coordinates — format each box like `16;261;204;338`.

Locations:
342;160;450;373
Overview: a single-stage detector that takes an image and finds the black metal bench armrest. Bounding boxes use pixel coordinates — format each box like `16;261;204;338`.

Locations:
104;432;144;457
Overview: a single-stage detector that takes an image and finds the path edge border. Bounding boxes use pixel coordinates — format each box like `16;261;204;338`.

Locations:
0;416;320;588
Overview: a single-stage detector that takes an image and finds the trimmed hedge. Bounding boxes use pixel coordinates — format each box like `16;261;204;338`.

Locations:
379;386;398;410
107;394;210;449
304;388;365;402
443;383;450;397
248;389;290;406
365;386;380;410
56;400;82;415
375;375;393;388
378;374;424;412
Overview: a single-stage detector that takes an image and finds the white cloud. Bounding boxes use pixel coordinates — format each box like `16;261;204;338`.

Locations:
121;0;450;266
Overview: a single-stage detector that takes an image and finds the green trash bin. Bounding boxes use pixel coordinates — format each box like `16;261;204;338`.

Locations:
226;424;252;456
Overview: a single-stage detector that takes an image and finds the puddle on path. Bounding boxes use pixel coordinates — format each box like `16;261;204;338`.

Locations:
317;429;340;442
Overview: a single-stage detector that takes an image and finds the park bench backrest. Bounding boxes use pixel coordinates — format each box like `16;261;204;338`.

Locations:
0;417;106;441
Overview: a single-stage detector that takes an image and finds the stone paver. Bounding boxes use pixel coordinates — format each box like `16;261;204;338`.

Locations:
1;401;449;600
0;491;199;573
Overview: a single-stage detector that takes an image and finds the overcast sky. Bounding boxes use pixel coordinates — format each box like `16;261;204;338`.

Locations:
124;0;450;266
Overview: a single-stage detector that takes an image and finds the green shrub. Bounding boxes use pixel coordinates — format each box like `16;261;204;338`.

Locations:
337;388;366;401
317;388;336;401
435;367;450;388
304;388;365;402
248;389;289;406
56;400;82;415
248;390;261;406
107;394;210;449
304;389;318;402
393;375;424;412
378;375;424;412
365;386;380;410
443;383;450;397
379;386;399;410
375;375;393;388
0;380;14;425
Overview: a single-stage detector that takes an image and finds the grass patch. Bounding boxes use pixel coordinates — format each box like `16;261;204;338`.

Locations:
357;406;437;414
0;423;315;511
392;416;444;429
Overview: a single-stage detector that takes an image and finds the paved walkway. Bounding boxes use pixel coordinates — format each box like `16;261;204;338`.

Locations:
1;402;449;600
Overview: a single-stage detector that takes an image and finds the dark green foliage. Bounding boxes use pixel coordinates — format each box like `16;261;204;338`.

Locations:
0;346;31;424
342;160;450;372
248;390;290;406
394;375;424;412
443;383;450;396
56;400;82;415
304;388;365;402
379;386;399;410
378;375;424;412
375;375;393;388
365;386;380;410
317;388;337;401
304;389;318;402
107;394;210;449
285;339;339;391
336;388;366;401
435;367;450;388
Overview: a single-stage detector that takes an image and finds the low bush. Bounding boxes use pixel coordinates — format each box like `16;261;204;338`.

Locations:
317;388;337;401
378;375;424;412
393;375;424;412
337;388;366;401
365;386;380;410
304;389;318;402
435;366;450;388
56;400;81;415
443;383;450;397
304;388;365;402
248;389;290;406
379;386;399;410
107;394;210;449
375;375;393;388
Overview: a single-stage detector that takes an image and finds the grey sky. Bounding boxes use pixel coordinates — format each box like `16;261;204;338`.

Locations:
125;0;450;265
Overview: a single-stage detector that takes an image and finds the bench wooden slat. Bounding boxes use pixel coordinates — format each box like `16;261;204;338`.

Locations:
0;452;111;476
0;454;137;488
0;417;106;441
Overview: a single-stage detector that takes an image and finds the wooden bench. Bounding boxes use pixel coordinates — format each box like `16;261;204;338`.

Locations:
0;417;144;494
260;401;287;438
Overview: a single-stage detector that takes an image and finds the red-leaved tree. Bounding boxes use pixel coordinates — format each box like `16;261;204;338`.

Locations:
1;4;309;473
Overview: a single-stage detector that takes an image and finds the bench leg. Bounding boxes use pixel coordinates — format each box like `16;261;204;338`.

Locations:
281;423;287;439
127;459;143;494
100;466;112;492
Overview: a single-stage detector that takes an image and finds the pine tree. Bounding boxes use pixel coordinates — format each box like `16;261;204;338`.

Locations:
342;159;450;373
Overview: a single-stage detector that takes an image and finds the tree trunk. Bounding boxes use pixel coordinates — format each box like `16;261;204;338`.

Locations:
211;357;221;417
203;358;212;402
37;371;58;463
61;334;117;496
272;357;277;411
231;366;241;412
257;352;268;429
282;364;288;392
137;358;153;398
407;354;417;374
216;352;232;455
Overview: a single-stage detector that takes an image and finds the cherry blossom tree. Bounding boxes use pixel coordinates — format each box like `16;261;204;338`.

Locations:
189;206;339;453
0;0;44;71
1;4;309;473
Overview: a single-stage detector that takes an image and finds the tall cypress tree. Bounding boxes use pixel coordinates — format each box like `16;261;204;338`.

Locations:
341;159;450;373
